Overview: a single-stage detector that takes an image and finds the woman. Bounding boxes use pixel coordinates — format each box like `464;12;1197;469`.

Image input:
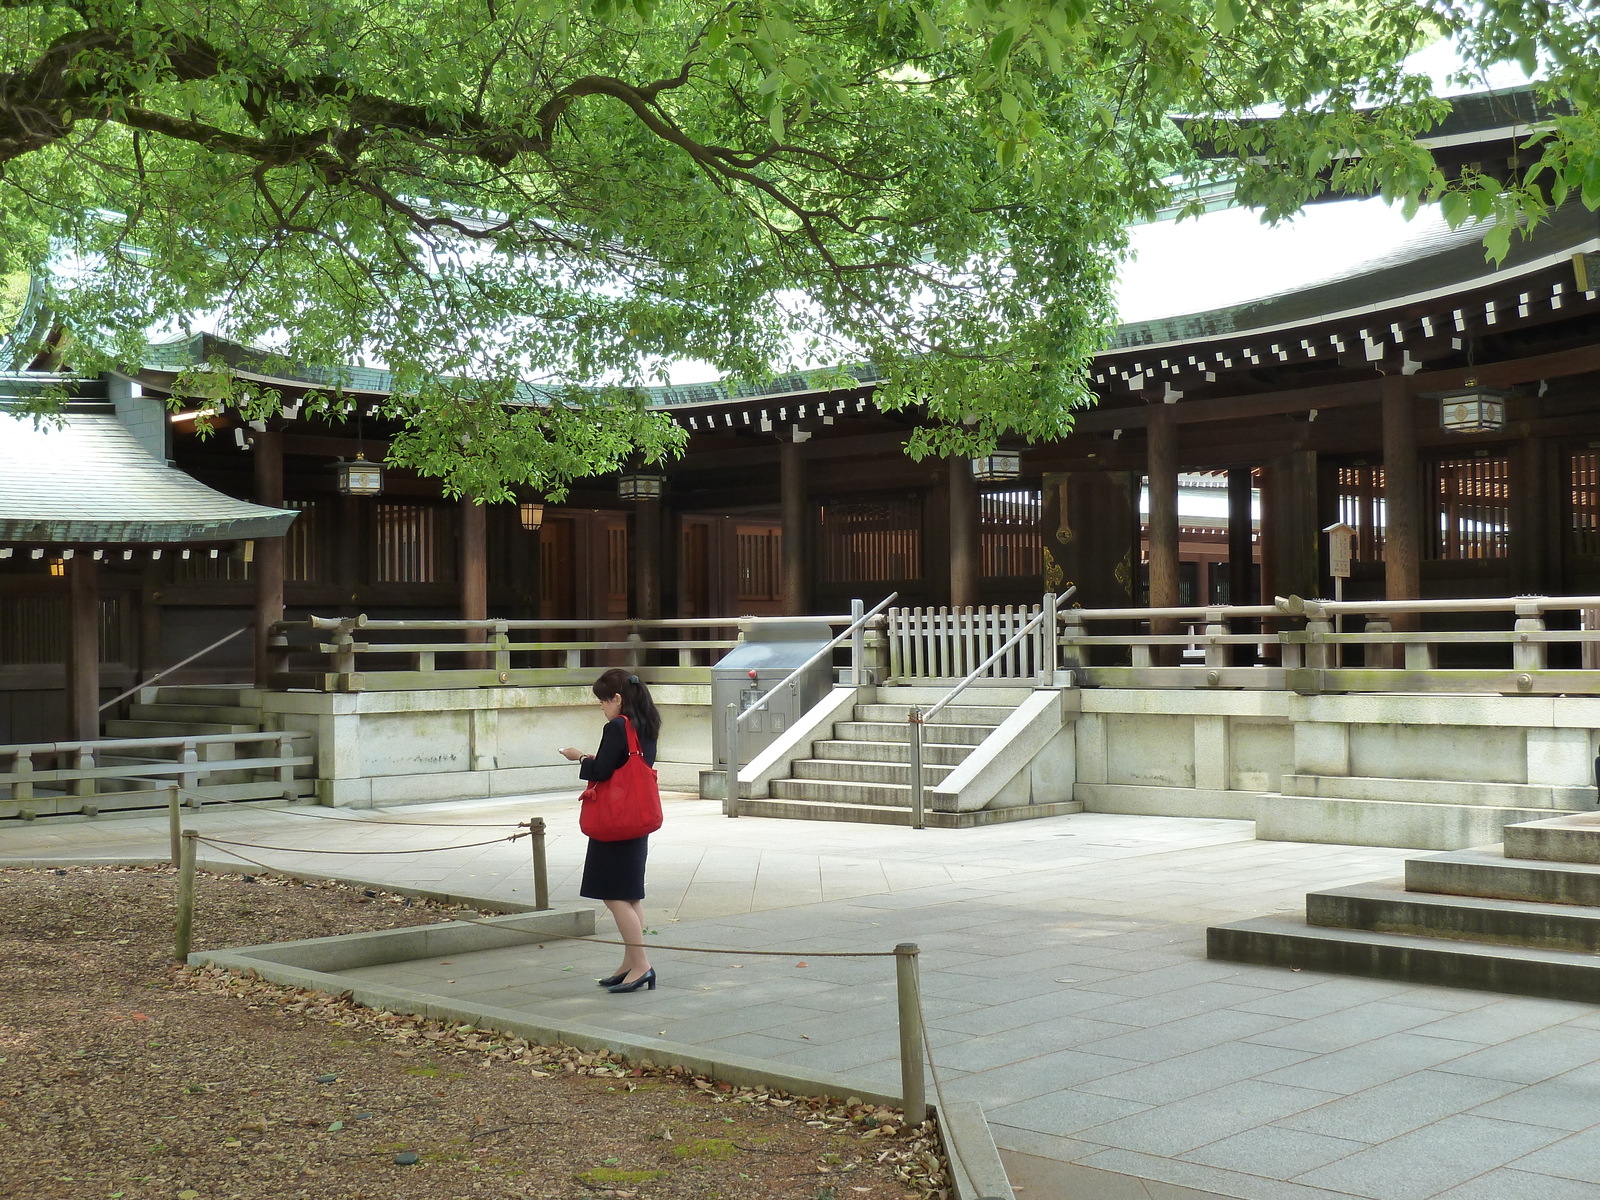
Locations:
559;668;660;994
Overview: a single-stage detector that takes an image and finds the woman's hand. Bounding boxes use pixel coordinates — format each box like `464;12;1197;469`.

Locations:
558;747;587;762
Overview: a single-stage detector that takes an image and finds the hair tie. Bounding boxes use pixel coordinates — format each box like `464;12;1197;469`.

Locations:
627;674;639;685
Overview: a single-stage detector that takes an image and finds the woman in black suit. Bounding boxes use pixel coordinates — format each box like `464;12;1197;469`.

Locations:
559;668;661;993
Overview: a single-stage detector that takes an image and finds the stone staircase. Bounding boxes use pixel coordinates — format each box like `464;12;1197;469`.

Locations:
738;685;1082;828
1208;813;1600;1001
105;684;267;739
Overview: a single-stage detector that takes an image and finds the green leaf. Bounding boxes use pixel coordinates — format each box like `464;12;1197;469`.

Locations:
914;7;944;50
1214;0;1235;35
1439;191;1468;228
989;27;1016;68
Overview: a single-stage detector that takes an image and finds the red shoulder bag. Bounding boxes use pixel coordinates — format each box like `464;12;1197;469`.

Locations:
578;716;663;842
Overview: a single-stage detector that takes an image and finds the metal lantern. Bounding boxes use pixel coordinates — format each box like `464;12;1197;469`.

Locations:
971;450;1021;482
617;472;665;501
334;455;384;496
1437;381;1509;433
518;501;545;531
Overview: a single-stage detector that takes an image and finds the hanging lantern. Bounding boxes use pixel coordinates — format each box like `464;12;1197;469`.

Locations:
334;456;384;496
519;501;545;531
970;450;1021;482
1435;381;1509;433
617;472;665;501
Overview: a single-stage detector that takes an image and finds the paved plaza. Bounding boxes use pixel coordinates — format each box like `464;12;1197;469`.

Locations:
8;795;1600;1200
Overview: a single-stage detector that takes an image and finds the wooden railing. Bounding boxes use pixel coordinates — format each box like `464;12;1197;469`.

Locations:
1;731;314;818
265;615;853;693
885;604;1048;682
1059;594;1600;695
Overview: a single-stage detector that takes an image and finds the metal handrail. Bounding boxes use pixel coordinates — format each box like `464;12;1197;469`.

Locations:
97;623;253;713
905;589;1073;830
724;592;898;817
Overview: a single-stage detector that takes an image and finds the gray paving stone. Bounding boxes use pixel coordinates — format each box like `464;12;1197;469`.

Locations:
1075;1079;1340;1157
1411;997;1600;1046
1245;1001;1444;1054
1435;1027;1600;1085
1274;1070;1523;1143
925;1017;1143;1071
1181;1125;1365;1178
1076;1147;1359;1200
1465;1072;1600;1132
1232;978;1420;1020
1292;1114;1567;1200
1081;1009;1296;1063
930;992;1136;1036
1503;1127;1600;1185
1081;1043;1318;1106
947;1048;1140;1106
1429;1167;1600;1200
1257;1032;1481;1095
985;1089;1152;1136
1080;982;1285;1029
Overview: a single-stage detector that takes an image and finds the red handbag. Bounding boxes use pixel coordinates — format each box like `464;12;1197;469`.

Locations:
578;717;663;842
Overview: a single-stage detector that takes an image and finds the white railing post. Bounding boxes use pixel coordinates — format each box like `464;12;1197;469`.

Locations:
1513;601;1548;674
724;702;740;818
850;597;865;685
907;707;925;830
1038;592;1058;687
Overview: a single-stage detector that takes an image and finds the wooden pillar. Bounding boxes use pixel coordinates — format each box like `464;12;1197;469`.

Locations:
1381;376;1421;627
1512;433;1549;594
66;554;100;741
949;456;980;608
780;440;807;615
1146;406;1180;664
460;496;488;667
632;497;663;620
1227;468;1254;605
253;430;285;687
1272;450;1321;600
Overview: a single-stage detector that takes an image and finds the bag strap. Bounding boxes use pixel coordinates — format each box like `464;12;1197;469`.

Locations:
621;715;642;757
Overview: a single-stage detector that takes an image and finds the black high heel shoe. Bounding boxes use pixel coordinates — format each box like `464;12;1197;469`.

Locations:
596;971;628;988
607;968;656;994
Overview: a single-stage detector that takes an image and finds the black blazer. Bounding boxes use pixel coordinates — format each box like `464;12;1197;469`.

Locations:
579;716;659;781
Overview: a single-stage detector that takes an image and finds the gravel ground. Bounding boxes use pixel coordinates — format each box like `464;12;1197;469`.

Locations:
0;866;944;1200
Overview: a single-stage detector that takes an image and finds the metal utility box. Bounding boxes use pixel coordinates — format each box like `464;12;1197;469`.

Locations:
711;620;835;767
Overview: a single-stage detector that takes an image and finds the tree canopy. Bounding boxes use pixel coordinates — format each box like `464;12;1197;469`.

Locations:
1;0;1596;499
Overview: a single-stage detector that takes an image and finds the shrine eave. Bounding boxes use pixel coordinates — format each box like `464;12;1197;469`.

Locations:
0;402;297;547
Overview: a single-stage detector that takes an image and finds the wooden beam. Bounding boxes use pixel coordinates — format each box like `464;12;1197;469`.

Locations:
1382;376;1422;627
780;440;808;616
66;555;99;741
253;430;285;687
949;456;979;608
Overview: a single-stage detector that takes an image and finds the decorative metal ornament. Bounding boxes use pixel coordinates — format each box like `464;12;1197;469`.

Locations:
334;456;385;496
1436;381;1509;433
970;450;1021;482
617;472;665;501
518;501;545;531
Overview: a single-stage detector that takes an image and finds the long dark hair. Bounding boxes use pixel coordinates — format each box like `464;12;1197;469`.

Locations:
593;668;661;741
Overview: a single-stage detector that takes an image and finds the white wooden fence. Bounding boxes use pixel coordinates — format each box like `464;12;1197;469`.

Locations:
885;605;1045;682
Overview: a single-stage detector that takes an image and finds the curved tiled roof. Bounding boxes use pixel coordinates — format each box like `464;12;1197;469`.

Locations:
0;401;297;544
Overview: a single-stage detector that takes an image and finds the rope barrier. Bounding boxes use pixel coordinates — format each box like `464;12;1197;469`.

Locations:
173;786;534;830
193;832;525;855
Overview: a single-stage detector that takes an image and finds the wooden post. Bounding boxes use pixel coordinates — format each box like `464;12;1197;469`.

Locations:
1381;376;1422;630
253;430;286;687
949;456;980;608
167;784;182;865
1146;405;1180;662
66;553;100;741
174;830;198;962
528;817;549;911
780;439;807;616
632;496;663;620
460;495;488;668
894;942;926;1121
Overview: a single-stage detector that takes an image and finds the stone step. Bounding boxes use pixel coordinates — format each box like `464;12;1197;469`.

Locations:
1255;792;1572;852
770;778;913;807
1406;848;1600;907
128;702;264;724
144;685;259;707
1503;814;1600;865
735;796;1083;828
853;703;1011;727
1208;915;1600;1003
103;719;260;738
1280;773;1584;810
1306;881;1600;954
834;721;993;746
791;758;957;786
871;686;1034;707
812;739;974;766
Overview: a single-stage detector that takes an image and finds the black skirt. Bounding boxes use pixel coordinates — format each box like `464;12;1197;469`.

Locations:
580;835;648;901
